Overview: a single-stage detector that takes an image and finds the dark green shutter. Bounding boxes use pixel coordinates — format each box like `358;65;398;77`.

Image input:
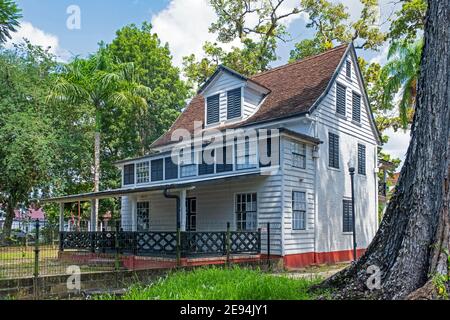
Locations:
358;144;366;175
227;88;242;119
343;199;353;232
336;83;346;116
352;92;361;122
346;60;352;78
328;133;339;169
207;94;220;124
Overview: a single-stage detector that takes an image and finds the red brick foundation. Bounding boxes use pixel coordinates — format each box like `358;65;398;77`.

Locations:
283;248;366;269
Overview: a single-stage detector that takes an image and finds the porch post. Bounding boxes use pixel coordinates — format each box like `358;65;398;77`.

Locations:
131;196;137;231
59;202;64;232
90;199;98;231
180;189;187;232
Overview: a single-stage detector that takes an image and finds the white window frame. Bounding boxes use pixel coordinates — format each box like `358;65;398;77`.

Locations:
234;192;258;231
136;161;150;184
292;191;307;230
136;201;150;231
292;141;306;169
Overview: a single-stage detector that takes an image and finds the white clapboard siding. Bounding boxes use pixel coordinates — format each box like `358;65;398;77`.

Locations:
243;86;264;117
312;50;379;254
281;136;317;255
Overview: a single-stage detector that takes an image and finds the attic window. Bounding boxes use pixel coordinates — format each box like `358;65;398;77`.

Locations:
336;83;347;116
227;88;242;120
346;60;352;79
206;94;220;125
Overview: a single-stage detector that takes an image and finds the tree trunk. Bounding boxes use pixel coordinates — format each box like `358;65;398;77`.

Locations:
93;131;100;231
1;201;16;239
320;0;450;299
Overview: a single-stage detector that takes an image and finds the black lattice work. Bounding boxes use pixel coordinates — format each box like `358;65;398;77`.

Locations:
136;232;177;254
182;232;225;255
230;231;260;254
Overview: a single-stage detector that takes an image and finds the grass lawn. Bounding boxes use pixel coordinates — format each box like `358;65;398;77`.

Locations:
99;266;329;300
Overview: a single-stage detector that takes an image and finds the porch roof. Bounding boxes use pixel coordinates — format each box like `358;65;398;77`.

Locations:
40;170;264;203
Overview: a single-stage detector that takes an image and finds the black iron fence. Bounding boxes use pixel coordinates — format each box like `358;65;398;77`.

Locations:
60;223;261;257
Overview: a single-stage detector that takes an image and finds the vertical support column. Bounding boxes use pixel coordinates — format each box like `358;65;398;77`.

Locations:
180;189;187;232
131;196;137;232
59;202;64;232
90;199;97;231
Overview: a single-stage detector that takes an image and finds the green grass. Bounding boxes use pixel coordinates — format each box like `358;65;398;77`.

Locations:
99;266;328;300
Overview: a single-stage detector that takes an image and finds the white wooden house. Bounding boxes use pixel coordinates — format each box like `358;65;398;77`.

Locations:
49;44;381;268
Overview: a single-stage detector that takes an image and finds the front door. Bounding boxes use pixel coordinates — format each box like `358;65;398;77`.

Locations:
186;198;197;231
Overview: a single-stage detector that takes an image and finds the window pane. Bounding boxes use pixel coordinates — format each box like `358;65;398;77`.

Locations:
137;201;150;231
151;159;163;181
165;157;178;180
235;193;257;231
123;164;135;185
292;191;307;230
136;161;149;184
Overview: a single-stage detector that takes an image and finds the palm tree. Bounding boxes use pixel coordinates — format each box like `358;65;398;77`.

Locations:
381;39;423;129
48;50;151;229
0;0;22;43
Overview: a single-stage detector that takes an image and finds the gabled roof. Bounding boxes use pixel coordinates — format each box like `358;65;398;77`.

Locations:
152;44;368;148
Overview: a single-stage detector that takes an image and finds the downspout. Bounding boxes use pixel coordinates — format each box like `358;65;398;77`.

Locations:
311;113;320;264
164;187;181;265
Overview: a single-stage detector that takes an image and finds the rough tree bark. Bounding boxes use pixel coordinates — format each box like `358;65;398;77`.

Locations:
320;0;450;300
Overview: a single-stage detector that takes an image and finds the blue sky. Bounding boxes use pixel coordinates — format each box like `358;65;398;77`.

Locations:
8;0;409;163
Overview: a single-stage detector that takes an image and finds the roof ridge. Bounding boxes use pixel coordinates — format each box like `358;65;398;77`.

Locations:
251;43;349;79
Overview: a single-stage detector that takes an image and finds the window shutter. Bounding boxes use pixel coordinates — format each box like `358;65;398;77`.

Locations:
216;145;233;173
336;83;346;116
328;133;340;169
227;88;242;119
358;144;366;175
199;148;215;175
346;60;352;78
206;94;220;124
151;159;164;181
343;199;353;232
123;164;135;185
352;92;361;122
164;157;178;180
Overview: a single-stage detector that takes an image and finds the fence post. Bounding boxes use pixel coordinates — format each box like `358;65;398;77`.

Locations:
176;227;181;267
33;219;40;299
267;222;271;268
59;231;64;252
114;221;120;271
226;222;231;266
257;227;262;253
90;232;95;253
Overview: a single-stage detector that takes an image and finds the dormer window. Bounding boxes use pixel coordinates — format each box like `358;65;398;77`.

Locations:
206;94;220;125
227;88;242;120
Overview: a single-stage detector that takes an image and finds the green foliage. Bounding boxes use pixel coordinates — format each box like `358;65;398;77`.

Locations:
388;0;426;44
290;0;385;61
105;23;189;147
0;43;59;235
99;266;325;300
0;0;22;43
381;39;423;129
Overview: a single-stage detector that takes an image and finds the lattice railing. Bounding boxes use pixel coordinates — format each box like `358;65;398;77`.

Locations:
60;229;261;256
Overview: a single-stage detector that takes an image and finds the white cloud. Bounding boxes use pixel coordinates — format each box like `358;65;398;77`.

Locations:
151;0;305;67
383;128;411;167
5;21;70;61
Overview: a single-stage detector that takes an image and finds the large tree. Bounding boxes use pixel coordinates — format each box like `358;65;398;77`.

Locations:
104;23;189;152
48;49;151;228
0;0;21;43
0;43;58;238
320;0;449;299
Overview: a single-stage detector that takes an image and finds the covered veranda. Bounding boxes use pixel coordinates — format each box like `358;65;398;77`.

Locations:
42;174;267;268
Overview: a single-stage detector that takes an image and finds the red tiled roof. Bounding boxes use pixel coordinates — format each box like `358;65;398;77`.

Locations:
152;44;349;148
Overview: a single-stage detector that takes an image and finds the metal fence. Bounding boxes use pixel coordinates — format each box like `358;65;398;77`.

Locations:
0;220;268;281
